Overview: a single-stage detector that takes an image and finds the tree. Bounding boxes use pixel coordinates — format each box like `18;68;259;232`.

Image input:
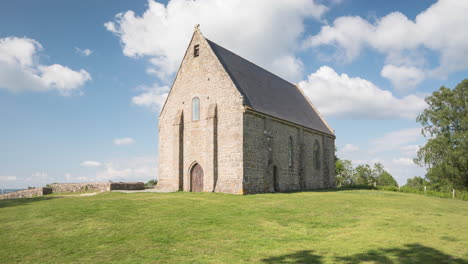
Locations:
336;159;355;187
404;176;429;190
354;164;374;185
373;163;397;187
376;171;398;187
415;79;468;190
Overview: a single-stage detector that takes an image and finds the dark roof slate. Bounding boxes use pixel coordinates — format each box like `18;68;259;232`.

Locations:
207;39;333;135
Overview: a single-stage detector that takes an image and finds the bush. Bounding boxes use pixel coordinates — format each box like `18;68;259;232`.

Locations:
145;180;158;188
376;186;399;192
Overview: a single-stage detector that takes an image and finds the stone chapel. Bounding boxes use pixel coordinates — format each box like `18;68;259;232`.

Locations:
157;26;336;194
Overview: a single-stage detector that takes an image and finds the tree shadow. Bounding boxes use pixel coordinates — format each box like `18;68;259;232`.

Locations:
335;243;468;264
261;244;467;264
0;196;60;209
261;250;323;263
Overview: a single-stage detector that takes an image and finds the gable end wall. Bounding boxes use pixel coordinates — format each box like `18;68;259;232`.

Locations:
158;29;245;194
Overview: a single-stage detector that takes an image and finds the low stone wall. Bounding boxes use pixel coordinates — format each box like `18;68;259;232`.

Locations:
110;182;145;190
0;182;145;200
50;182;111;193
50;182;145;193
0;187;52;200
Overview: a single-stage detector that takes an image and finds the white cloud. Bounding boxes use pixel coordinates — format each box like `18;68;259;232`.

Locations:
0;37;91;95
80;161;102;167
298;66;427;119
75;47;93;56
370;128;422;154
105;0;328;81
24;172;53;187
113;137;136;146
132;85;169;112
381;64;425;92
95;156;157;182
0;176;16;181
400;145;420;157
305;0;468;89
392;158;415;167
340;144;359;154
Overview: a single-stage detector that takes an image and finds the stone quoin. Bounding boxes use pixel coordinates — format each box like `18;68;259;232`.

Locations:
157;25;336;194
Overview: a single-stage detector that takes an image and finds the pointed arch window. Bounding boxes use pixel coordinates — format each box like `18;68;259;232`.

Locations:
192;97;200;121
288;136;293;168
313;140;321;170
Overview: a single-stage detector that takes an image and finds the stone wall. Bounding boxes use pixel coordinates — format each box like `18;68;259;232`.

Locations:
50;182;110;193
243;110;336;194
0;187;52;200
158;27;244;194
110;182;145;190
50;182;145;193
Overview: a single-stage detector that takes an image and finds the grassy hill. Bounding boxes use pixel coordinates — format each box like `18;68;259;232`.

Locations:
0;190;467;263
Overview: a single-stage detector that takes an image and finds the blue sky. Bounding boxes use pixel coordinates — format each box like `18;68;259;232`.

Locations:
1;0;467;188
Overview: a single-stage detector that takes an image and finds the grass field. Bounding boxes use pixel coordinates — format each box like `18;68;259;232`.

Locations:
1;190;467;263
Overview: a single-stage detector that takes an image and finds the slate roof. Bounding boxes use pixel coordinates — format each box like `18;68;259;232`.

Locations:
207;39;334;135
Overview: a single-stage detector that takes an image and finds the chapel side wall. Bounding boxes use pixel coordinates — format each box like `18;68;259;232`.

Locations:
158;29;244;194
243;111;336;194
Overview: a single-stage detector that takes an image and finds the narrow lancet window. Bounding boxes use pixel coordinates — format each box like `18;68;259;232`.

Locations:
194;44;200;57
288;137;293;168
313;140;321;170
192;97;200;121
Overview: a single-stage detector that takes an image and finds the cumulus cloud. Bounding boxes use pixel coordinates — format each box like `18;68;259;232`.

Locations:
132;85;169;112
370;128;422;154
392;158;415;167
0;37;91;95
298;66;427;119
95;156;157;182
340;144;359;154
381;65;425;92
105;0;328;81
75;47;93;56
113;137;136;146
400;145;420;157
80;161;102;167
305;0;468;90
0;176;16;181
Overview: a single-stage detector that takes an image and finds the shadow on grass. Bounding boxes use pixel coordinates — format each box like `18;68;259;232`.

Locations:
261;244;467;264
262;250;322;263
0;196;60;209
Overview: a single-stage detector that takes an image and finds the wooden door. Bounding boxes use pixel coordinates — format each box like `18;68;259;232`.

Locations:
191;164;204;192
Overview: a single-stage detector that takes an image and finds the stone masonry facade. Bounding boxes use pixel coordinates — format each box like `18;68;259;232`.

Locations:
243;111;336;193
157;26;336;194
157;27;245;194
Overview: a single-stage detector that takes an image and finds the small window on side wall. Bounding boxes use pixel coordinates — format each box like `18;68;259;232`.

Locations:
288;137;293;168
313;140;321;170
192;97;200;121
194;44;200;57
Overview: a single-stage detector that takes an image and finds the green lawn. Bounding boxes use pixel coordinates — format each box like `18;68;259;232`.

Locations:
1;190;467;263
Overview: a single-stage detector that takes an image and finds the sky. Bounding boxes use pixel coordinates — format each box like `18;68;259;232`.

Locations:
1;0;467;189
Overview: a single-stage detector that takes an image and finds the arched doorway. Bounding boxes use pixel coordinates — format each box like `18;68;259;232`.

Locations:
190;164;204;192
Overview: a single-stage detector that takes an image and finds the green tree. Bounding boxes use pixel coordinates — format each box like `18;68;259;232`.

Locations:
376;171;398;187
372;163;397;187
336;159;354;187
354;164;374;185
404;176;429;190
415;79;468;190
